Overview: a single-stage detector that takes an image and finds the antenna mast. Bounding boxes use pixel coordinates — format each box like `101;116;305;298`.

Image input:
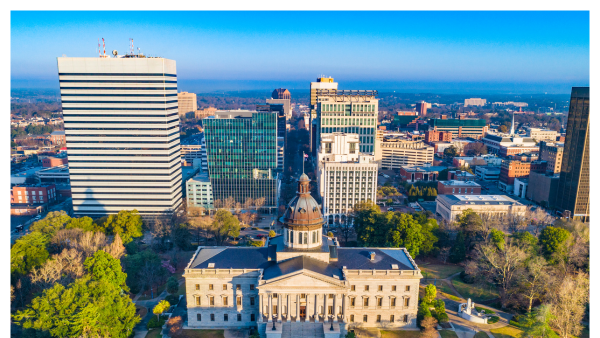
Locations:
98;38;101;57
102;38;106;57
129;38;134;55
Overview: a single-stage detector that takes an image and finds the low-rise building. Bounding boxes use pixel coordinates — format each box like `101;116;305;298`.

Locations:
50;130;66;145
196;107;217;119
498;160;547;193
464;98;487;107
475;166;501;181
36;165;70;184
11;204;46;216
513;178;528;199
186;173;214;210
11;184;57;205
424;130;452;143
481;133;537;155
452;155;503;168
447;170;476;181
399;165;446;183
526;172;560;207
42;156;68;168
436;194;527;222
437;181;481;195
430;118;488;139
375;138;434;170
526;128;559;142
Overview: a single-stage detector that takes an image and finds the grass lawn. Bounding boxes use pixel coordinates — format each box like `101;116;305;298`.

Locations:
490;326;524;338
417;262;463;279
452;276;499;302
380;330;422;338
439;331;459;338
474;332;489;338
145;329;162;338
178;329;225;338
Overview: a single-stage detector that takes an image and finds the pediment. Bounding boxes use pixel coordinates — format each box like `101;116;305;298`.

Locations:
260;271;346;290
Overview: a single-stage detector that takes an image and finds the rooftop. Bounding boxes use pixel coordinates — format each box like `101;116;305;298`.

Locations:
437;194;523;206
401;165;447;173
439;180;481;187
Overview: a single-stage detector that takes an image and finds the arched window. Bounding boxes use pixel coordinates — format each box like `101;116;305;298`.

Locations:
303;232;308;244
312;231;317;243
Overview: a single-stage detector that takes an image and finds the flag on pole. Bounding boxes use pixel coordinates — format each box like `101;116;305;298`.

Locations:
304;153;309;161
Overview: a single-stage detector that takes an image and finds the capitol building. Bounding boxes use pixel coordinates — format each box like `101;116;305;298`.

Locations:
184;174;423;336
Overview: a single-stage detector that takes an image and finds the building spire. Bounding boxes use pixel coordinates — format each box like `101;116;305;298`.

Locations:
510;111;515;135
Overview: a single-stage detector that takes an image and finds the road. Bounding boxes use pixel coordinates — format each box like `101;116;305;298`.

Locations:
10;199;72;244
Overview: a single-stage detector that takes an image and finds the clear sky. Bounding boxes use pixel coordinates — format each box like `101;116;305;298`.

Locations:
11;11;589;94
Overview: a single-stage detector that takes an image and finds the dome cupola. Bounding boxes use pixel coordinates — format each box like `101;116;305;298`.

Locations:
282;173;324;249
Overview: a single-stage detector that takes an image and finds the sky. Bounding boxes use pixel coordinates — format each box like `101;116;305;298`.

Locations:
11;11;590;94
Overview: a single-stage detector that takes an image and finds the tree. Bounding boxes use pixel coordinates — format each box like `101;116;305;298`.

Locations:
500;125;508;133
268;230;276;238
443;145;458;158
338;215;354;246
153;300;171;321
83;250;128;291
423;284;437;304
519;256;550;313
13;276;139;338
11;231;50;277
189;216;213;245
388;213;424;257
171;223;192;250
419;316;438;338
449;231;466;263
211;209;240;246
98;210;143;244
29;211;72;236
167;276;179;294
466;142;488;156
30;248;84;290
539;226;571;262
519;304;559;338
468;239;527;308
548;273;589;338
437;169;449;181
254;197;266;211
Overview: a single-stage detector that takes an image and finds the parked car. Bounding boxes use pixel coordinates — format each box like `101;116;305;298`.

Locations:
387;207;394;211
240;227;247;230
256;234;265;239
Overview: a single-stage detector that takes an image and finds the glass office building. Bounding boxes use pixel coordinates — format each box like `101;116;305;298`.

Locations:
554;87;589;221
203;110;279;213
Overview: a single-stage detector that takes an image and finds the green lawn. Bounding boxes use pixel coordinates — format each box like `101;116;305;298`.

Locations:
490;326;524;338
380;330;422;338
452;276;499;302
178;329;225;338
145;329;162;338
439;331;459;338
418;262;464;279
474;332;489;338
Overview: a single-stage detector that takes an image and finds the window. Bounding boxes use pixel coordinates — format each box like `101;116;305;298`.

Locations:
209;284;214;290
250;284;255;290
350;297;355;307
391;298;396;307
405;285;410;292
224;314;228;321
392;285;396;292
223;297;228;306
210;314;215;321
403;315;408;323
390;315;395;322
363;315;368;323
236;284;241;290
250;297;255;306
237;314;242;322
197;314;201;321
364;285;369;291
377;298;382;307
351;285;356;291
376;315;381;323
237;296;242;305
210;296;215;306
328;306;333;315
301;294;306;299
378;285;383;292
251;314;256;322
329;294;334;299
195;296;201;306
363;298;369;307
273;293;278;298
404;298;410;307
350;315;355;322
195;284;200;290
223;284;227;290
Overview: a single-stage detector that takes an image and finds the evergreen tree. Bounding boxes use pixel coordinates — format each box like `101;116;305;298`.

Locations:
449;231;467;263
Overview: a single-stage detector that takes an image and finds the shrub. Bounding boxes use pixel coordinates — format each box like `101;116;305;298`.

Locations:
268;230;276;238
166;276;179;294
488;316;499;324
437;312;449;323
475;306;495;314
460;271;475;284
327;232;334;237
165;294;180;306
147;315;167;329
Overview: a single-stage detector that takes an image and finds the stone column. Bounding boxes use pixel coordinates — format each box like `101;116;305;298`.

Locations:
324;293;328;322
342;294;348;323
268;294;273;322
333;294;338;322
277;294;282;321
287;294;291;322
296;294;300;322
306;293;312;321
259;294;263;323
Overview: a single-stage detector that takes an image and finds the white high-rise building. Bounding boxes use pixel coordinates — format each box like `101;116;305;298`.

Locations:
317;133;378;225
57;56;183;218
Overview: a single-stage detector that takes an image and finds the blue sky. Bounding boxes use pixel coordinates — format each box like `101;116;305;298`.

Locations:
11;11;589;93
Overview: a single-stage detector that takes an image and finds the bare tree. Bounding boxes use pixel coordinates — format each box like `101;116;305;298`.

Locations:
234;202;243;215
222;196;236;210
104;233;125;260
529;208;554;236
50;228;84;253
549;272;589;338
244;197;254;211
519;256;550;313
189;216;213;245
337;215;354;246
254;197;266;213
188;206;205;218
71;231;108;258
506;211;528;234
139;260;162;299
468;239;528;308
438;247;451;264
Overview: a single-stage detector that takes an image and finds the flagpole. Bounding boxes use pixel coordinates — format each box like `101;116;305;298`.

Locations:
302;151;305;174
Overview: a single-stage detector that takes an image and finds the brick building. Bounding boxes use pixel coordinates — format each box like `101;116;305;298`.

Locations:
424;130;452;143
498;160;547;193
195;107;217;119
399;165;446;183
499;145;539;157
42;156;68;168
447;170;476;181
538;141;564;174
11;184;57;205
50;131;66;145
437;180;481;195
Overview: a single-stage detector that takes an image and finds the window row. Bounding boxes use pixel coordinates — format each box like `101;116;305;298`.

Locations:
349;296;410;308
351;285;411;292
196;313;255;322
195;283;255;291
349;314;409;323
194;295;256;307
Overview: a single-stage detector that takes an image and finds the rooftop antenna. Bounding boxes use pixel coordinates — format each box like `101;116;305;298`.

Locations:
102;38;106;57
129;38;134;55
98;38;101;57
137;47;140;55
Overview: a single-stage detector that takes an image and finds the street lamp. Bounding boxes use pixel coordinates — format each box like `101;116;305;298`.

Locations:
329;315;334;331
272;315;277;330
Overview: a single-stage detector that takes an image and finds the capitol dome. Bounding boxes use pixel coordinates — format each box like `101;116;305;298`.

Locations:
282;173;324;249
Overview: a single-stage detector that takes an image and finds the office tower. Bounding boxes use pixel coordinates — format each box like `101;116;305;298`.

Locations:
310;77;338;154
317;133;378;225
464;98;487;107
257;103;286;172
57;56;182;218
178;91;198;116
539;141;564;174
203;110;279;213
266;88;292;120
416;101;429;115
376;138;434;170
316;90;378;154
555;87;589;221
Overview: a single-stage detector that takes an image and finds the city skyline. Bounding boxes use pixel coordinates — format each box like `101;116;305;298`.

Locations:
11;11;589;94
